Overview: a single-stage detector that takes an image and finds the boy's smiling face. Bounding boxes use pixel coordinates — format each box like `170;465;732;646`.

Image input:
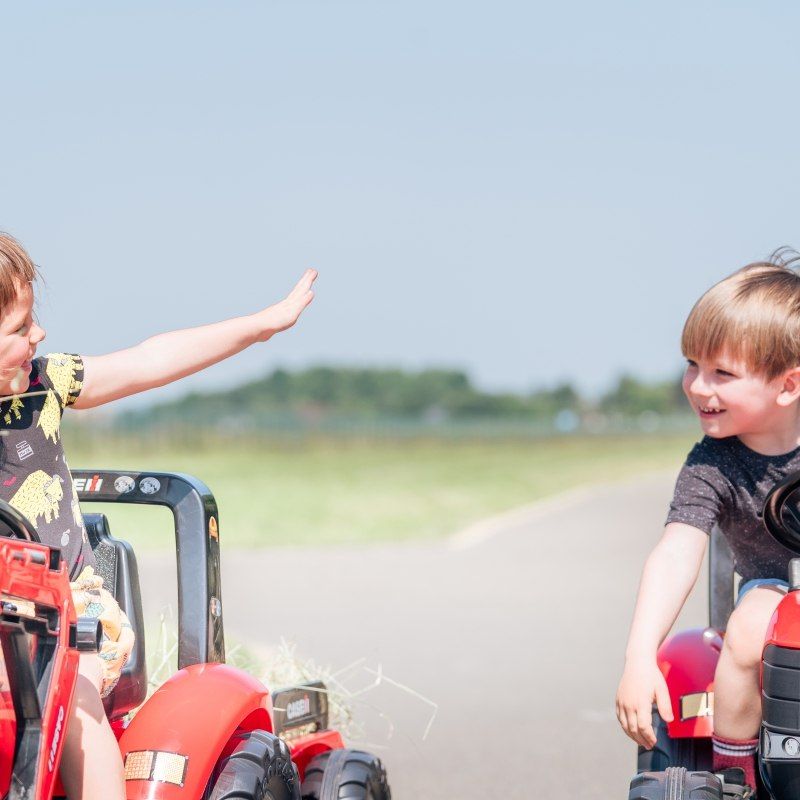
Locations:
682;352;796;441
0;281;46;397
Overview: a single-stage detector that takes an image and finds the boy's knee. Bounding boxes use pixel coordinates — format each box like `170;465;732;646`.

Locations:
723;588;784;669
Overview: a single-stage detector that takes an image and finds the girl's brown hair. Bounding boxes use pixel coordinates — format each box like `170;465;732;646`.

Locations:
0;234;37;316
681;248;800;381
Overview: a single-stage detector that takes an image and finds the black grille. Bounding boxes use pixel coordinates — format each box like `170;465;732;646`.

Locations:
764;645;800;733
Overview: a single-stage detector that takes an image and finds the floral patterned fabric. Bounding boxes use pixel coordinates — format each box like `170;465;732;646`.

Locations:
70;566;135;697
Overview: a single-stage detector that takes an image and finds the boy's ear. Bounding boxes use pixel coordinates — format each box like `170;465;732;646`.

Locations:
777;367;800;406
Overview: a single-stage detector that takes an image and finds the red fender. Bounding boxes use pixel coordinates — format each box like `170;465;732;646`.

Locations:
765;591;800;649
287;729;345;780
120;663;273;799
657;627;722;738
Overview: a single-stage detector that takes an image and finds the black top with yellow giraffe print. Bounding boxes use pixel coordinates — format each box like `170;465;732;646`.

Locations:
0;353;94;578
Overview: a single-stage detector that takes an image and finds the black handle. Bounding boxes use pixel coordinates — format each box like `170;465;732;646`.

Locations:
72;470;224;669
75;616;102;652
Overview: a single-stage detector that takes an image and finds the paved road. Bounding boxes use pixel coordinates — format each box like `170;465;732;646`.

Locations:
137;470;708;799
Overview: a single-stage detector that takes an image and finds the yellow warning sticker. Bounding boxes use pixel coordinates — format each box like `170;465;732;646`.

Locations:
680;691;714;721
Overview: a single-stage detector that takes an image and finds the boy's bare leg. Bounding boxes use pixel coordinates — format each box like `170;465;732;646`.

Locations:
60;653;126;800
714;585;786;740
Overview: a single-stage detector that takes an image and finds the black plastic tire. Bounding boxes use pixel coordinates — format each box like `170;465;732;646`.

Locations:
629;767;722;800
637;709;713;773
301;749;390;800
209;729;301;800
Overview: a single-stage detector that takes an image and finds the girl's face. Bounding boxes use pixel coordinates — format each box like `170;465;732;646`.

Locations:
682;353;784;439
0;282;46;397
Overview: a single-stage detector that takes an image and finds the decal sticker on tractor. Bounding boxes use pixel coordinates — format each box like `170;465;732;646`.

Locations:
124;750;188;787
114;476;135;494
73;475;103;492
680;691;714;721
48;705;65;772
287;695;311;721
139;477;161;495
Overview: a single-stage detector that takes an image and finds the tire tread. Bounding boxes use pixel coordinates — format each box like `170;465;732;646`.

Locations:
210;730;300;800
301;748;390;800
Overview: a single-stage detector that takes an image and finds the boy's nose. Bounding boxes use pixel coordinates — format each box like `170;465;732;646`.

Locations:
31;323;46;344
688;373;713;397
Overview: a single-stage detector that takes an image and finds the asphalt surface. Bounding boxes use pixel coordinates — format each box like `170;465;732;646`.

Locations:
137;469;709;799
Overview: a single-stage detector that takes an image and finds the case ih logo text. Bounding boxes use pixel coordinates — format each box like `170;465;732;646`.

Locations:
73;475;103;492
286;695;311;721
48;705;65;772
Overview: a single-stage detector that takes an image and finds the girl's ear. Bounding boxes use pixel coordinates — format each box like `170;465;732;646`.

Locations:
777;367;800;406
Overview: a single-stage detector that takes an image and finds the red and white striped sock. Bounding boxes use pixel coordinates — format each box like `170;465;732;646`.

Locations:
712;734;758;790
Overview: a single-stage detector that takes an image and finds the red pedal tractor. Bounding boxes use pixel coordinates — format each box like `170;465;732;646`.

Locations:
0;468;391;799
629;469;800;799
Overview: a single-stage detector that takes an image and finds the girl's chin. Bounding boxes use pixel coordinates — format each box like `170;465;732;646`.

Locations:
0;368;31;396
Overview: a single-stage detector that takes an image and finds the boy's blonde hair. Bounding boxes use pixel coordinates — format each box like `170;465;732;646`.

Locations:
682;248;800;381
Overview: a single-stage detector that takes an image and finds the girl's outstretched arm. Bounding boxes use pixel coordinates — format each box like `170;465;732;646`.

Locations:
71;269;316;410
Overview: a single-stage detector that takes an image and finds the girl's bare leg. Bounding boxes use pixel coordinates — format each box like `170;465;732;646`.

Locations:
714;585;785;739
60;653;126;800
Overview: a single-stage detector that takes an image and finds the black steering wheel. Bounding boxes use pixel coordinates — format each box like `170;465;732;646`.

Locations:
0;499;40;543
764;470;800;554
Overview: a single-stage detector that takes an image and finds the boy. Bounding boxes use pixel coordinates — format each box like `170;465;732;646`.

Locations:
0;233;316;799
616;252;800;797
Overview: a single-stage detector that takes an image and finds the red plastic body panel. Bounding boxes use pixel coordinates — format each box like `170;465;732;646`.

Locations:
765;591;800;649
0;676;13;795
120;663;273;799
657;627;722;738
0;540;78;800
288;729;345;781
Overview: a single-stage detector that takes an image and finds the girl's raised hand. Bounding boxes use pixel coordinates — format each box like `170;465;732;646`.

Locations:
255;268;317;341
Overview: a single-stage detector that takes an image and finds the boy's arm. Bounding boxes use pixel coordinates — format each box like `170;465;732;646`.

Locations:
616;521;708;748
71;269;316;410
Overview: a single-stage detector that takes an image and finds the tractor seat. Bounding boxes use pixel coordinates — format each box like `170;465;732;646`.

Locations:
83;513;147;719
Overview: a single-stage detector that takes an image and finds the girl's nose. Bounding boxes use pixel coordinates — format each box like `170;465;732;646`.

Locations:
31;323;46;344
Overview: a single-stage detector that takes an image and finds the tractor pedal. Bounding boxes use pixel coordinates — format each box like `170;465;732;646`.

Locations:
714;768;754;799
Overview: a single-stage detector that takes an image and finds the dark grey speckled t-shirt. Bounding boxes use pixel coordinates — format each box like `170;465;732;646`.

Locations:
666;435;800;582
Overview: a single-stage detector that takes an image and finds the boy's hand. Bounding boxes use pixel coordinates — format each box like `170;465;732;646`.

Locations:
253;268;317;342
616;657;674;749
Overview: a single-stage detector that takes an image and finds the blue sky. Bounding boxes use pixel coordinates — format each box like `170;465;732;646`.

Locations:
1;2;799;407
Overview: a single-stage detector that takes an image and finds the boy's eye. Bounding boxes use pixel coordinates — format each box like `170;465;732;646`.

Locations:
716;369;734;377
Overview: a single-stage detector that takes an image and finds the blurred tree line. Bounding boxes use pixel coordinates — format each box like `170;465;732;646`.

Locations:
114;366;689;432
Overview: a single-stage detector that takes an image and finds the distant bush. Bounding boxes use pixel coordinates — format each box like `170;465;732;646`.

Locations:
110;365;689;436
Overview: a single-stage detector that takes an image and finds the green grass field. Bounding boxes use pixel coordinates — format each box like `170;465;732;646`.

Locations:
64;432;695;550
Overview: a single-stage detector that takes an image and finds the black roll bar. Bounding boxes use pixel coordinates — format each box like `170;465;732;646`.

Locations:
764;469;800;555
72;470;224;669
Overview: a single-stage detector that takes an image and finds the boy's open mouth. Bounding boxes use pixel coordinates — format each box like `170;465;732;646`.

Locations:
699;405;725;417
